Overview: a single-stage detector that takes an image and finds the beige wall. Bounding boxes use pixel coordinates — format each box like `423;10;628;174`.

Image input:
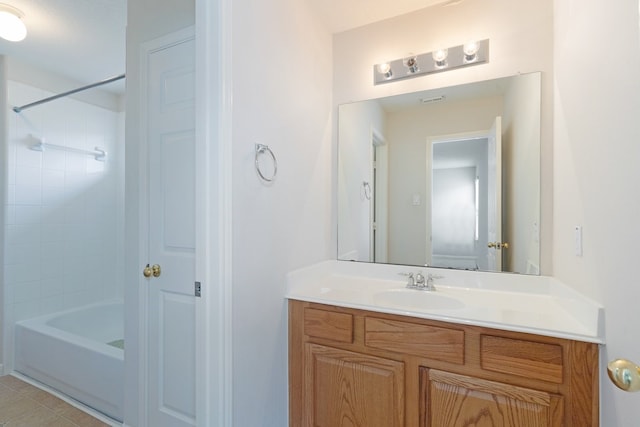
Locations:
502;73;541;273
230;0;333;425
553;2;640;425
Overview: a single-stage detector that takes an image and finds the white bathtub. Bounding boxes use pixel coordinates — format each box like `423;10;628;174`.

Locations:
14;301;124;422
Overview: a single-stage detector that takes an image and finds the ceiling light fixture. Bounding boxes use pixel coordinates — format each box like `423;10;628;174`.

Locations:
0;3;27;42
373;39;489;85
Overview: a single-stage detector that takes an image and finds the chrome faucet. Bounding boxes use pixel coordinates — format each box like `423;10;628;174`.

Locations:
401;271;441;291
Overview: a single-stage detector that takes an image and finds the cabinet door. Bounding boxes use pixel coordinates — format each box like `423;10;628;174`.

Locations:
305;344;404;427
421;369;563;427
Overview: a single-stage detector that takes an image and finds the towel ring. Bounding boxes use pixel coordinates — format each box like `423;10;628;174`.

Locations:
255;143;278;182
363;181;372;200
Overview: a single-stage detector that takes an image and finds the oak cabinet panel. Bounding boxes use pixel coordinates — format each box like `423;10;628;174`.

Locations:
304;343;404;427
422;369;563;427
304;307;353;343
480;335;563;384
365;316;464;364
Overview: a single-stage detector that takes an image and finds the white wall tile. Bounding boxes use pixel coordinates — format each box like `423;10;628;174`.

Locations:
4;243;38;265
6;224;40;246
12;281;41;303
39;295;67;314
14;186;42;206
6;185;15;205
16;144;43;168
13;301;40;322
40;278;65;297
4;80;124;337
15;166;42;188
14;205;42;225
5;262;40;284
41;223;65;243
42;150;66;171
42;169;65;187
5;205;16;225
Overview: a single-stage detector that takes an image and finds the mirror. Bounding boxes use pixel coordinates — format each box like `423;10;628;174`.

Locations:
338;72;541;274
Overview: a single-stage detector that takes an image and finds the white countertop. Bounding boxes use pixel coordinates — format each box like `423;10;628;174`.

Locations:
286;260;604;344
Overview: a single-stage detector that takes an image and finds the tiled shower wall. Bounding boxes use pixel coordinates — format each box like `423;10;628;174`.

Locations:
4;80;124;330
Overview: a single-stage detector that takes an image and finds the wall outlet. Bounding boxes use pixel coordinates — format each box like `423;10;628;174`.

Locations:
412;194;421;206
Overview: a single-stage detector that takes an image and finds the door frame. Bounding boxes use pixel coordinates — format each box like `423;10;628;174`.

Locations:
370;127;388;263
194;0;233;425
426;129;490;268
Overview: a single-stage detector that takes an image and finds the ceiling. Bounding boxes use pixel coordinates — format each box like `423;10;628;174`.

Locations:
0;0;126;91
0;0;449;93
309;0;453;33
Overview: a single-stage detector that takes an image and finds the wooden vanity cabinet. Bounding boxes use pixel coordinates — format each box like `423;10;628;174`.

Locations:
289;300;599;427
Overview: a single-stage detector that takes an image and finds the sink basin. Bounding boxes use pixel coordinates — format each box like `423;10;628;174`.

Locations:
373;289;465;310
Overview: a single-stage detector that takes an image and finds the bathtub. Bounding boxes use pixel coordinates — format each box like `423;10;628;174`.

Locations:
14;301;124;422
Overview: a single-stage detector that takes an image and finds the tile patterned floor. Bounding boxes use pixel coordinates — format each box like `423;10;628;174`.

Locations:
0;375;111;427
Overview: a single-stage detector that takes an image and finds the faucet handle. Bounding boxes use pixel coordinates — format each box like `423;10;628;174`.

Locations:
415;272;426;285
427;273;444;280
398;272;415;287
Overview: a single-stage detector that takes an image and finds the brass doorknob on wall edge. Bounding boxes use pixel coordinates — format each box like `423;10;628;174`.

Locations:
487;242;510;249
608;359;640;392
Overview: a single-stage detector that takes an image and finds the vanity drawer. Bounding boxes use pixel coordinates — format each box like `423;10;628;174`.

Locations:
303;307;353;343
480;335;563;384
364;317;464;364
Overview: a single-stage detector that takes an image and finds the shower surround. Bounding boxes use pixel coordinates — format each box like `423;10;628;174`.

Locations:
3;79;124;372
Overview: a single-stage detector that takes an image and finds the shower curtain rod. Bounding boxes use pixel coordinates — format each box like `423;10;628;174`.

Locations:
12;73;126;113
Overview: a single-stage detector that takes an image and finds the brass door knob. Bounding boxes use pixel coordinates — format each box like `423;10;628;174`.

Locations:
143;264;162;278
143;264;152;278
608;359;640;392
487;242;510;250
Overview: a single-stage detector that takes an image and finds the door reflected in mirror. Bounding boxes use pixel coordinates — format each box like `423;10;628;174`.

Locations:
338;72;541;275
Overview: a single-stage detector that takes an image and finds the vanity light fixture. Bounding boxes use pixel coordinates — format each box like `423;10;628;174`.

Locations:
0;3;27;42
373;39;489;85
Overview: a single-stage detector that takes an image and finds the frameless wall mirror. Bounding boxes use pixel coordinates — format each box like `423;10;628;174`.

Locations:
338;72;541;275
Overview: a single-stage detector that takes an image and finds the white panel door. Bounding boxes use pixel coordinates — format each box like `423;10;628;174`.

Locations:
145;30;196;427
487;116;503;271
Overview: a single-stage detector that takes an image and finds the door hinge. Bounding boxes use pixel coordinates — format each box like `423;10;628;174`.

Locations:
194;281;202;297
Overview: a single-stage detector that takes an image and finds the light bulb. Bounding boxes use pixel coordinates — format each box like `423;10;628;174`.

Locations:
432;49;448;68
463;41;480;62
402;55;419;74
0;5;27;42
376;62;393;79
